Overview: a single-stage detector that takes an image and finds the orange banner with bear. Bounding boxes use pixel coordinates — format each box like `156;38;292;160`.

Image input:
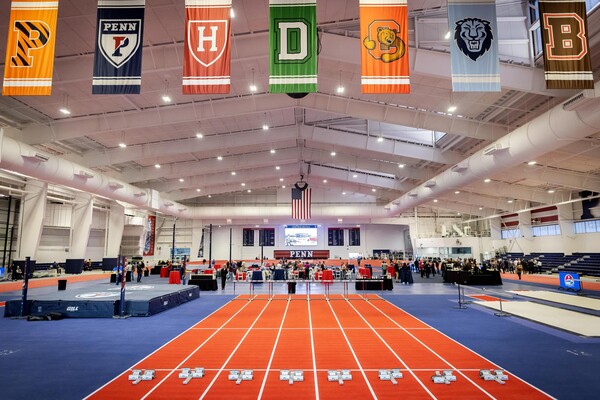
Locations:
360;0;409;94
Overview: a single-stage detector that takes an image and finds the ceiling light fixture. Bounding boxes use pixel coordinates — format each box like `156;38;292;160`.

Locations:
154;164;161;169
247;189;251;193
231;171;236;175
398;164;405;169
59;93;71;115
372;188;376;192
196;132;203;139
352;174;358;178
118;143;127;148
282;185;286;188
336;70;345;94
217;156;223;161
377;136;384;143
241;182;246;186
447;105;457;113
249;68;257;92
528;160;537;166
59;107;71;115
433;199;438;203
262;112;269;130
444;31;451;39
484;178;491;183
547;189;555;194
342;192;346;195
275;166;280;170
330;151;336;156
323;179;327;183
508;199;514;203
455;191;460;194
270;149;276;154
280;178;284;182
179;178;184;182
196;188;201;192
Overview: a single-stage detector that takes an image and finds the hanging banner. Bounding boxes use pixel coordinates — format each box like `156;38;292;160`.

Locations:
448;0;500;92
539;0;594;89
183;0;232;94
360;0;409;94
143;215;156;257
269;0;317;93
92;0;145;94
2;0;60;96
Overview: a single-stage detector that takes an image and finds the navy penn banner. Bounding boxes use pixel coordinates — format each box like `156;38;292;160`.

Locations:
93;0;145;94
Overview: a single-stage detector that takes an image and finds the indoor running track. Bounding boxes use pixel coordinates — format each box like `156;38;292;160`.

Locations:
85;294;554;400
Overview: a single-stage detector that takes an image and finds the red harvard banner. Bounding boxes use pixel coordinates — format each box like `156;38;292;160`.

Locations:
183;0;231;94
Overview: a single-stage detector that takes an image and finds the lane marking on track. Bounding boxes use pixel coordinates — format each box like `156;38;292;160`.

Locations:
84;296;256;400
326;300;378;400
308;297;320;400
368;299;500;400
198;299;273;400
344;300;437;399
257;300;291;399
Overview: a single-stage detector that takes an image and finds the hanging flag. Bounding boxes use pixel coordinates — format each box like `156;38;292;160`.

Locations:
269;0;317;93
2;0;60;96
360;0;409;94
143;215;155;256
183;0;232;94
448;0;500;92
292;187;311;220
198;227;205;258
539;0;594;89
92;0;145;94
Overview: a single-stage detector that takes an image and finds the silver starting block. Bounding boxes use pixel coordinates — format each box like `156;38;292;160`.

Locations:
378;369;403;385
178;367;205;384
280;370;304;384
228;369;253;385
480;369;508;384
327;370;352;385
431;370;456;384
128;369;155;385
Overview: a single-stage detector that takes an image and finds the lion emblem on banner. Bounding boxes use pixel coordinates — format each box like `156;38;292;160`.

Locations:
454;18;493;61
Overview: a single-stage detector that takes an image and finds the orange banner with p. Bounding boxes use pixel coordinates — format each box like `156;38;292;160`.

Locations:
360;0;409;94
3;1;60;96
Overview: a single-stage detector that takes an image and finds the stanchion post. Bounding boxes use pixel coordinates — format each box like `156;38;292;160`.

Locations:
20;257;31;318
494;296;511;317
454;282;467;309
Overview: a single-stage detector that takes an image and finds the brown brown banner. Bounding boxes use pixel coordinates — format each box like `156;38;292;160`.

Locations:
539;0;594;89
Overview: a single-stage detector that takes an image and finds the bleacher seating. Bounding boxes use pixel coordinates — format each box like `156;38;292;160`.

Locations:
503;252;600;277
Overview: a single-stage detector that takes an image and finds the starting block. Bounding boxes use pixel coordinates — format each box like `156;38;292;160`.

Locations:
228;369;253;385
280;370;304;384
178;367;205;384
128;369;155;385
378;369;403;385
480;369;508;384
327;370;352;385
431;370;456;384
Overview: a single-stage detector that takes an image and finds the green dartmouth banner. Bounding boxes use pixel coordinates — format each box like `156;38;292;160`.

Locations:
269;0;317;93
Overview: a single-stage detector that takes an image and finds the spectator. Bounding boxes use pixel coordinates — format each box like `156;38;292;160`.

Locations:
136;261;144;283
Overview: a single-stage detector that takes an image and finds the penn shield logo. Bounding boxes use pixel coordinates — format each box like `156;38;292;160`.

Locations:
188;20;228;67
454;18;494;61
98;19;142;69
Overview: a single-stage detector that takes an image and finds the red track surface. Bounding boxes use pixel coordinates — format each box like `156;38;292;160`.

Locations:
86;295;553;400
0;273;110;293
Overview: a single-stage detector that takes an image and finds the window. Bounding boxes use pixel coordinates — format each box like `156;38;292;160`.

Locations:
574;220;600;233
501;228;520;239
259;228;275;246
349;227;361;246
328;228;344;246
242;228;254;246
532;224;561;237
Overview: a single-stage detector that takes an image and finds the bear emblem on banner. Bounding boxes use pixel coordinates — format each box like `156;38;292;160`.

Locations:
454;18;494;61
363;20;406;63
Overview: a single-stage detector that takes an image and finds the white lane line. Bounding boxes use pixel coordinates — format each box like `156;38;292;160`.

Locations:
344;300;437;399
367;300;499;400
84;296;251;400
308;297;320;400
257;300;291;399
198;299;273;400
326;300;378;400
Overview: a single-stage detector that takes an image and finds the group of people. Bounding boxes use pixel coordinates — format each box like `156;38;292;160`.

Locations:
115;259;146;284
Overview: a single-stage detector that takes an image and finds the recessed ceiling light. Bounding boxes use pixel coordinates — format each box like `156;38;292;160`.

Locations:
336;86;345;94
262;124;269;131
275;166;280;170
508;199;514;203
247;189;251;193
270;149;276;154
433;199;438;203
398;164;405;168
372;188;376;192
342;192;346;195
154;164;161;169
323;179;327;183
377;136;384;143
217;156;223;161
249;84;257;92
231;171;236;175
241;182;245;186
59;107;71;115
447;105;457;113
479;207;483;210
118;143;127;148
196;188;201;192
161;95;171;103
528;161;537;166
282;185;286;188
352;174;358;178
338;218;343;223
457;213;461;216
330;151;336;156
179;178;184;182
279;178;284;182
484;178;491;183
547;189;555;194
196;133;203;139
455;191;460;194
208;195;212;198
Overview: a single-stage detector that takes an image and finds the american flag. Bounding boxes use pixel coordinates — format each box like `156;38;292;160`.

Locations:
291;188;311;219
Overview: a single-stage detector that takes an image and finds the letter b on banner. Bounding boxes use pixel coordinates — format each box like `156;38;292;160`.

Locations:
543;13;588;60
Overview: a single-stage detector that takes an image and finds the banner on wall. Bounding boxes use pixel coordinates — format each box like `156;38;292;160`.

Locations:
448;0;500;92
183;0;232;94
269;0;317;93
539;0;594;89
143;215;156;256
92;0;145;94
2;0;60;96
359;0;410;94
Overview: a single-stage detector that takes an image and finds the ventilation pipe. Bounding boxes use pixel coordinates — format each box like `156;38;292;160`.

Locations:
387;85;600;215
0;131;389;220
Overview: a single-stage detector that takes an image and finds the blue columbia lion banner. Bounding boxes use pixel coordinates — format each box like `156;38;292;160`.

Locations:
92;0;145;94
539;0;594;89
448;0;500;92
269;0;317;93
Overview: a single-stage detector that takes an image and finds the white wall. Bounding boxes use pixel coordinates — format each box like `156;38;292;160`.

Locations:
491;232;600;255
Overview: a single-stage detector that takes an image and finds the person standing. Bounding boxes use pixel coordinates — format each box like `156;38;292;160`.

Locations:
136;261;144;283
220;262;229;290
516;262;524;280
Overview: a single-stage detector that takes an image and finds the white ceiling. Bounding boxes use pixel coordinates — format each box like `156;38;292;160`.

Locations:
1;0;600;223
